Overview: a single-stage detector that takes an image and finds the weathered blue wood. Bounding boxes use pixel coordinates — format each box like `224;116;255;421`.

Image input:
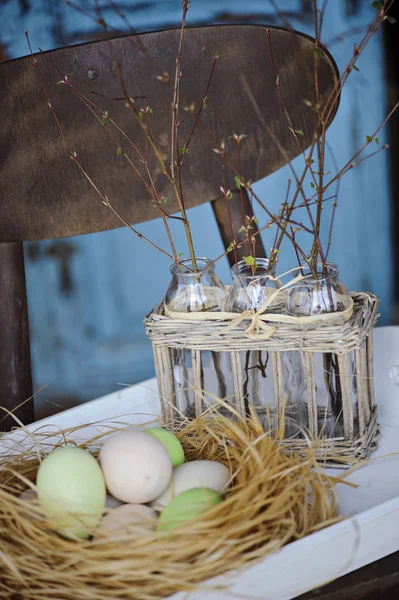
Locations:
252;2;392;317
1;0;390;413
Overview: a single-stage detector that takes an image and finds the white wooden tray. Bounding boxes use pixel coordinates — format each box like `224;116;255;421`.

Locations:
2;326;399;599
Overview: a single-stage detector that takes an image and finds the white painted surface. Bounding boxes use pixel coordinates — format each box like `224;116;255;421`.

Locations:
2;326;399;598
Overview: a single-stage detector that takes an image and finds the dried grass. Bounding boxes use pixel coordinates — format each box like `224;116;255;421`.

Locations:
0;412;341;600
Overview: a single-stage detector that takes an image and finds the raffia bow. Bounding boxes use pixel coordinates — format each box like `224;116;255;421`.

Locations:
223;309;277;340
220;274;303;339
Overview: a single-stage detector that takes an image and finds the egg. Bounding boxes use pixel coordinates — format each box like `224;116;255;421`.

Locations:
99;430;173;503
145;428;185;467
152;460;230;511
157;488;222;532
96;504;156;539
36;446;106;540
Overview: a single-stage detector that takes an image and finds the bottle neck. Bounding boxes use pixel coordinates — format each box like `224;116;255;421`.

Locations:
231;258;276;282
295;262;338;285
171;258;214;283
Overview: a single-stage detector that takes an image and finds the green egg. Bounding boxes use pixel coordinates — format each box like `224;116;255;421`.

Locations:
145;428;185;467
157;488;222;532
36;446;106;540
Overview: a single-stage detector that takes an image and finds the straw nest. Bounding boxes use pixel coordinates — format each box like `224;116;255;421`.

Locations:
0;412;341;600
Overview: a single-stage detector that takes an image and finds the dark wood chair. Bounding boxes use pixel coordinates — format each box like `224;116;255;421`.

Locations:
0;24;338;430
0;22;397;600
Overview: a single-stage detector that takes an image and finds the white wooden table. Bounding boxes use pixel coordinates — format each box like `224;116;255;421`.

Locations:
2;326;399;599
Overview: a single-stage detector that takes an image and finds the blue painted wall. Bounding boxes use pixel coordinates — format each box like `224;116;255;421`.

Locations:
0;1;392;416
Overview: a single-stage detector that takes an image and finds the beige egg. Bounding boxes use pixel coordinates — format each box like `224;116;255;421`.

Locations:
96;504;157;539
152;460;230;511
99;430;173;503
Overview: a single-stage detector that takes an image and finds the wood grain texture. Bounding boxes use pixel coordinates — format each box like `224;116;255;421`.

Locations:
0;242;34;429
0;25;339;242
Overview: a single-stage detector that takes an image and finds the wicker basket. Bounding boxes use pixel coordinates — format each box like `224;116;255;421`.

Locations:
144;292;380;465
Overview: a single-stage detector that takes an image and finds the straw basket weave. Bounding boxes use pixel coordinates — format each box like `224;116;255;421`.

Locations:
144;291;380;465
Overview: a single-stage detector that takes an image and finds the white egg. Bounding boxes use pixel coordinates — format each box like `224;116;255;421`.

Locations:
99;430;173;503
96;504;156;539
152;460;230;511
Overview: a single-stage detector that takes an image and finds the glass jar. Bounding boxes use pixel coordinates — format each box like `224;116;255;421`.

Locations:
285;262;354;439
224;258;287;432
165;258;230;419
165;257;226;313
225;258;283;313
286;262;351;316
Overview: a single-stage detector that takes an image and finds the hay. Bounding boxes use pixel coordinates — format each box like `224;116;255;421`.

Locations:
0;413;341;600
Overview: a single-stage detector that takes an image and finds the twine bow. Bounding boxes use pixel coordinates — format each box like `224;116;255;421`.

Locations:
223;309;277;340
222;274;303;340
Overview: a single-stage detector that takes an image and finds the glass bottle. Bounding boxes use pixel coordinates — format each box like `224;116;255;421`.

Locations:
165;258;226;313
285;262;354;439
225;258;284;431
286;262;351;316
164;258;230;418
226;257;284;313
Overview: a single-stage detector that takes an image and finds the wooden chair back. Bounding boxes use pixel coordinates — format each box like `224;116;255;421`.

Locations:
0;25;339;429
